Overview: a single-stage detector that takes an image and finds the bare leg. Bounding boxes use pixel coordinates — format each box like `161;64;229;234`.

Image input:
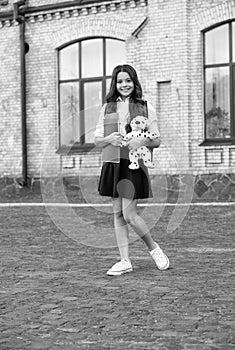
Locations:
112;197;129;260
122;198;156;251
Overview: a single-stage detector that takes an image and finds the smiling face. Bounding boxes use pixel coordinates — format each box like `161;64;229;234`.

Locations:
116;71;134;100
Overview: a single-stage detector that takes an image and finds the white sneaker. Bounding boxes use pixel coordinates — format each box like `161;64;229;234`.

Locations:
150;243;170;270
107;259;133;276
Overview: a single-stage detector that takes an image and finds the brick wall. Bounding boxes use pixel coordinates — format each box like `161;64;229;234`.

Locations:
29;0;68;5
0;0;101;11
0;0;11;12
190;0;231;11
1;0;235;180
0;1;147;177
133;0;191;173
189;0;235;174
132;0;235;176
0;25;22;176
26;3;147;178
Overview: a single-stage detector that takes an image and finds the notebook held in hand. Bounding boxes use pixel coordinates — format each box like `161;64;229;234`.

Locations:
102;113;120;163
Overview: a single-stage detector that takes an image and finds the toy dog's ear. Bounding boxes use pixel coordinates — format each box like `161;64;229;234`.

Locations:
125;123;132;133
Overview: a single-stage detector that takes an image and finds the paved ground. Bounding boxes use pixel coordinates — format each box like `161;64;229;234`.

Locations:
0;203;235;350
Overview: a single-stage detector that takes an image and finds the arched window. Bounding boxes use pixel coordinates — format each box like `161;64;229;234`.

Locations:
203;22;235;144
58;38;125;151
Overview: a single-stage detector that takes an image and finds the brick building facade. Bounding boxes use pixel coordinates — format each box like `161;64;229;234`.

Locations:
0;0;235;200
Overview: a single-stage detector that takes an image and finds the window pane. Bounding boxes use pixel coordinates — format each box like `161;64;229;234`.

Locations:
84;81;102;143
205;24;229;64
60;83;79;145
82;39;103;78
59;44;79;80
205;67;230;138
106;39;125;75
106;78;111;95
233;22;235;62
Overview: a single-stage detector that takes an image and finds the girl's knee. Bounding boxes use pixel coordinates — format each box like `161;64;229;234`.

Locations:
123;212;138;225
114;211;126;225
114;210;123;219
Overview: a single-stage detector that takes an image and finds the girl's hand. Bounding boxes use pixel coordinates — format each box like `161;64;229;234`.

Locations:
125;137;147;151
106;132;123;147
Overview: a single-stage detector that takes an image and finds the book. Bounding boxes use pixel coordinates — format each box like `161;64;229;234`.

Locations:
102;113;120;163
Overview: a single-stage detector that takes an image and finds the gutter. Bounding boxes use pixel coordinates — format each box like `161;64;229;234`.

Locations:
14;1;28;186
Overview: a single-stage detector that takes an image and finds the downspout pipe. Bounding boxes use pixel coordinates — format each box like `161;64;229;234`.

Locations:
14;1;27;186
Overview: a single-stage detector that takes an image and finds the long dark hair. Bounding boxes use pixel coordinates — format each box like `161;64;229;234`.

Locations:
105;65;147;133
106;64;143;103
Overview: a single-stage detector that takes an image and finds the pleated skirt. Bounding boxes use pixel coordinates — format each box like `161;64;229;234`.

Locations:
98;147;153;199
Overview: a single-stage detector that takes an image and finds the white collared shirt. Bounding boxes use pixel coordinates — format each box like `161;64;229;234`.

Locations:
94;99;160;138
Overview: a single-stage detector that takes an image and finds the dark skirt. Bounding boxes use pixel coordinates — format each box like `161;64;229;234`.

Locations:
98;147;153;199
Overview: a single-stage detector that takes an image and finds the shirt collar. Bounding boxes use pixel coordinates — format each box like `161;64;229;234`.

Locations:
116;96;130;103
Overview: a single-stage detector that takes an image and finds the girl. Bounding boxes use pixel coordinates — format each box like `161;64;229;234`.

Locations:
94;64;169;276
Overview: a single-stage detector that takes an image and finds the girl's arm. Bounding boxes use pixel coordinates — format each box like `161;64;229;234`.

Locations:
94;133;123;148
144;137;161;148
126;136;161;150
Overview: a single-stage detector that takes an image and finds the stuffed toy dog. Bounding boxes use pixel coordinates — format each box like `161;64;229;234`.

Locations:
122;115;157;169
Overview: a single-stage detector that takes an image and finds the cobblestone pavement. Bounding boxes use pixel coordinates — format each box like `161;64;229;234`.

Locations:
0;204;235;350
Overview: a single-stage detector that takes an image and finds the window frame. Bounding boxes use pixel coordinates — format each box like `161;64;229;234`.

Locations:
201;21;235;146
57;37;125;154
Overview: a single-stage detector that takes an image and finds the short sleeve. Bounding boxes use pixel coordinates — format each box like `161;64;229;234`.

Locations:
146;101;160;137
94;104;106;138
